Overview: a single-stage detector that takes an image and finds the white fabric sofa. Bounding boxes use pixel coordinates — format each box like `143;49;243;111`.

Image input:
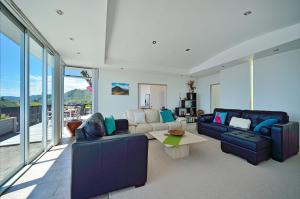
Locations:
125;109;186;138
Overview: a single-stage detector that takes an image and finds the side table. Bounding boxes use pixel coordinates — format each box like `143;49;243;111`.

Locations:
67;120;82;137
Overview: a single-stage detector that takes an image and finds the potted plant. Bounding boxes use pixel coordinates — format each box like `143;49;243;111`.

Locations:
0;114;17;136
187;80;196;93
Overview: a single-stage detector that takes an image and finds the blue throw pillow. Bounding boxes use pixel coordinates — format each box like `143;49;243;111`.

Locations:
105;116;116;135
213;112;227;124
160;110;175;123
253;118;279;132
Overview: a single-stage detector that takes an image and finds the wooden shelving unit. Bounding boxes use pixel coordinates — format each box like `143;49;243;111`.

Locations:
175;92;197;123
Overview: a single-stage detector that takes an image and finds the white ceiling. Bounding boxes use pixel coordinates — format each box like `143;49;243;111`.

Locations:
13;0;300;74
13;0;107;67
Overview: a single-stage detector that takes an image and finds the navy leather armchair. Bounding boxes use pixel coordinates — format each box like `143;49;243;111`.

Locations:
71;113;149;199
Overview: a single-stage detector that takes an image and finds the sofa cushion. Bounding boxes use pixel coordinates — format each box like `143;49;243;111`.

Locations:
213;112;227;124
134;112;146;124
160;110;175;123
83;112;107;135
166;121;182;130
201;122;228;132
221;131;271;151
213;108;243;125
260;126;271;136
135;123;153;133
253;118;279;132
144;109;160;123
105;116;116;135
149;122;169;131
229;117;251;130
126;109;144;122
241;110;289;130
83;121;104;139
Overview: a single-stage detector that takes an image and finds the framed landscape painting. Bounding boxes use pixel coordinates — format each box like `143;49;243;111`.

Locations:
112;82;129;95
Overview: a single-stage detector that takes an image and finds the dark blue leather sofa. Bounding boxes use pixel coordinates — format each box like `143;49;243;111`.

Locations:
198;108;299;165
71;113;149;199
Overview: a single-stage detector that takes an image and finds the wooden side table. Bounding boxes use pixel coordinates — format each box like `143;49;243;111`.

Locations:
67;120;82;137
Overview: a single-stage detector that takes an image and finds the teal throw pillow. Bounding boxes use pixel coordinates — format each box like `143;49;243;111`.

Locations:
105;115;116;135
160;110;175;123
253;118;279;132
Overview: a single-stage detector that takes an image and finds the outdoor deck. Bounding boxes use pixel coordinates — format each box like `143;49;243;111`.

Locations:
0;114;91;184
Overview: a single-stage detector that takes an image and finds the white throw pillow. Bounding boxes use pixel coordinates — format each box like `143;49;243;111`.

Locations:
229;117;251;130
144;109;160;123
134;112;146;124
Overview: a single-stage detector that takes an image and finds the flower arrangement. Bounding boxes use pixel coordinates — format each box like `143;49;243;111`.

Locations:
187;80;196;93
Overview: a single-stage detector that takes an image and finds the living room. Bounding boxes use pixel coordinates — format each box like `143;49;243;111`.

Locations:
0;0;300;199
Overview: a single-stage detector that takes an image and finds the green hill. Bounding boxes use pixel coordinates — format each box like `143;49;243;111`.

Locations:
0;89;92;108
64;89;92;105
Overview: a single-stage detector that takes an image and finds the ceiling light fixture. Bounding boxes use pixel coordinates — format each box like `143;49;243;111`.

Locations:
69;37;74;41
243;10;252;16
152;41;157;44
273;48;280;52
56;9;64;15
185;48;191;52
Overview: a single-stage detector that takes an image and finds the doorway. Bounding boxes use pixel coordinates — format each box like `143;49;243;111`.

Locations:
210;83;220;112
138;84;167;110
62;66;98;137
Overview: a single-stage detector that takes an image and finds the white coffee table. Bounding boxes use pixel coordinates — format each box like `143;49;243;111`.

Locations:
149;130;207;159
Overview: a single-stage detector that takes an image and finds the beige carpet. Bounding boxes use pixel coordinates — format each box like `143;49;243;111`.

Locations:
110;136;300;199
2;136;300;199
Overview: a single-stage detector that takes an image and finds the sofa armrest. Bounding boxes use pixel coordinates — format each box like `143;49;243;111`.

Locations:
71;133;148;199
271;122;299;161
115;119;128;131
197;114;214;123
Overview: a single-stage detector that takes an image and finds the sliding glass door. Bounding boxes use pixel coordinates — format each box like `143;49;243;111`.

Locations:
0;3;57;187
28;36;44;160
0;8;24;185
46;52;54;147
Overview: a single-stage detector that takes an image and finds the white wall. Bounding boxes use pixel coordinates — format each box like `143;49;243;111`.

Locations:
99;69;193;118
197;73;220;113
197;63;250;113
219;63;250;109
254;48;300;124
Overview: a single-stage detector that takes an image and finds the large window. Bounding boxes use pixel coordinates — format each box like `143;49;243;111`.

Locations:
0;9;24;185
0;3;57;188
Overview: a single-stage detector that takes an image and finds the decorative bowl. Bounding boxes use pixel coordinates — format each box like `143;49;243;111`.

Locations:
168;129;185;136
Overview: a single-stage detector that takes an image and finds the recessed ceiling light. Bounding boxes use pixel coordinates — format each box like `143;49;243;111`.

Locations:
185;48;191;52
69;37;74;41
243;10;252;16
56;9;64;15
273;48;280;52
152;41;157;44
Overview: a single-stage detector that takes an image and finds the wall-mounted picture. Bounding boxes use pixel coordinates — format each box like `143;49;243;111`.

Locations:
112;82;129;95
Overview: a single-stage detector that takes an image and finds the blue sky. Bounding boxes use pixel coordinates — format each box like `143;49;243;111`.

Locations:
0;33;43;97
1;33;91;97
